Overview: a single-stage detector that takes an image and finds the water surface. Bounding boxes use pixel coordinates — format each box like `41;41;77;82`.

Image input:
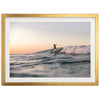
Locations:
10;49;90;77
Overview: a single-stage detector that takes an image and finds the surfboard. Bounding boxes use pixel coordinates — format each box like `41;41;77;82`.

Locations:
51;48;63;55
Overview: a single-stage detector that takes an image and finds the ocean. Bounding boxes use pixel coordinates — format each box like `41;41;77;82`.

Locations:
10;45;90;77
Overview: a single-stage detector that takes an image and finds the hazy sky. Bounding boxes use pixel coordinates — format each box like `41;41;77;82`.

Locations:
10;22;90;54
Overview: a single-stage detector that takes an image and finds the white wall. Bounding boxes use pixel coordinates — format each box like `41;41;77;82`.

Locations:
0;0;100;100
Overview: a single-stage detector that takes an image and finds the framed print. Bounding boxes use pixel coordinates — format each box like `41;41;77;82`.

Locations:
2;14;99;85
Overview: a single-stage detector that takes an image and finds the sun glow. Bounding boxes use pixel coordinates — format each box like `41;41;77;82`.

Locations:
10;22;90;54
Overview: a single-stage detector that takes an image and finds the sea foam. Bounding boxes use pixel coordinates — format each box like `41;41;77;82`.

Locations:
60;45;90;54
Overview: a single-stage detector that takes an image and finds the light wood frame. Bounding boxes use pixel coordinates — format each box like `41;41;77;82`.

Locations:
2;14;99;86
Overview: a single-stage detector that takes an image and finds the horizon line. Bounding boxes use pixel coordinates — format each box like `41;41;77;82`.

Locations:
10;44;90;55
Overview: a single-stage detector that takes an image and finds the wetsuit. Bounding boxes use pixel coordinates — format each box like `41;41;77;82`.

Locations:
54;44;56;49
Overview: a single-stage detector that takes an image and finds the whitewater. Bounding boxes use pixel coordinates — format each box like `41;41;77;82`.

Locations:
10;45;90;77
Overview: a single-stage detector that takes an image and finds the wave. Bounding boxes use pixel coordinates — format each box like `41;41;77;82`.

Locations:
60;45;90;54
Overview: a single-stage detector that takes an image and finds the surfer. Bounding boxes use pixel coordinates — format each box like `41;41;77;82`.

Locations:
51;44;63;55
54;44;56;49
52;44;63;55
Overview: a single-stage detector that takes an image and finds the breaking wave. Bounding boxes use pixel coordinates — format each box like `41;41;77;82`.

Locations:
60;45;90;54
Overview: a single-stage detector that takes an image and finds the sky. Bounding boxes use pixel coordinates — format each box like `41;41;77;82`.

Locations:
10;22;90;54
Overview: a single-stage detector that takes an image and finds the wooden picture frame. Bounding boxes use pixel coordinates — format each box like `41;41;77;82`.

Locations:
2;14;99;85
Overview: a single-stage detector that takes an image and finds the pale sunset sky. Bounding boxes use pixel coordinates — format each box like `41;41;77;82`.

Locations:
10;22;90;54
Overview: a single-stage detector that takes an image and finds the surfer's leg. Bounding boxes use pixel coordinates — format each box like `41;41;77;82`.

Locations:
55;52;57;55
